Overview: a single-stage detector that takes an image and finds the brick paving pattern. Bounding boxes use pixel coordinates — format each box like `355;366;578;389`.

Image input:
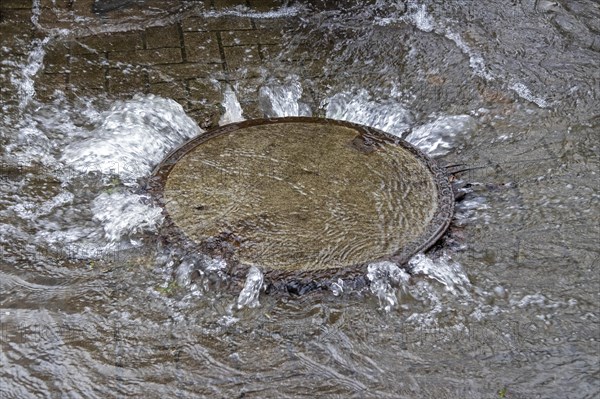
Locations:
0;0;310;128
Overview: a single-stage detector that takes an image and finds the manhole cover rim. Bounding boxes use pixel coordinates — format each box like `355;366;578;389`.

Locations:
148;117;454;283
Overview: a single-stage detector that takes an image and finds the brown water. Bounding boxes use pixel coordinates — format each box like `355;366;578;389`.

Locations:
159;119;447;272
1;1;598;398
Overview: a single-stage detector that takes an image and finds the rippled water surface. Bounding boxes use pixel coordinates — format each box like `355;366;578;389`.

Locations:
161;120;446;273
1;1;598;398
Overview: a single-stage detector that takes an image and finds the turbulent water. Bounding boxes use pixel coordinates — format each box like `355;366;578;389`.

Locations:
1;1;598;398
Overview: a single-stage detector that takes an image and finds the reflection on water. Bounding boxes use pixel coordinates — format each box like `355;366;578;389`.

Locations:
1;0;598;398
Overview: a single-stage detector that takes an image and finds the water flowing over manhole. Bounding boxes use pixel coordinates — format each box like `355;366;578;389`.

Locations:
149;117;453;291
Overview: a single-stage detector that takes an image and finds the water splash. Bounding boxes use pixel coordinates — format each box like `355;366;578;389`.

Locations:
405;115;476;157
6;36;51;109
2;93;107;168
403;1;550;108
408;253;471;298
237;266;264;309
258;77;312;117
36;228;115;260
91;192;164;243
25;191;164;259
404;280;445;327
175;258;196;287
324;88;473;157
508;83;549;108
359;254;474;321
324;89;413;137
367;261;411;311
404;1;434;32
392;254;473;326
31;0;41;27
10;191;74;220
402;2;494;81
197;256;228;284
443;31;494;81
204;257;228;273
61;94;201;184
3;94;204;260
203;5;303;19
219;85;245;126
330;278;344;296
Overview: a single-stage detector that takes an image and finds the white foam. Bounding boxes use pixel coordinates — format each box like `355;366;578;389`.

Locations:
5;36;50;109
324;89;413;137
237;266;264;309
367;261;411;311
204;257;228;273
511;293;563;309
444;31;495;81
509;82;549;108
10;191;74;221
60;94;201;184
405;114;476;156
203;5;302;20
404;280;444;326
403;2;550;108
330;278;344;296
175;259;195;287
258;77;312;117
408;253;471;298
219;86;245;126
91;192;164;243
406;2;434;32
31;0;41;27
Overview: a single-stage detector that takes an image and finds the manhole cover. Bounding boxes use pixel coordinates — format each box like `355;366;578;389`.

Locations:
150;117;453;288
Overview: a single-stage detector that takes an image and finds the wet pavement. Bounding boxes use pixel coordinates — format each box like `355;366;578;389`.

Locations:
1;1;599;398
1;0;304;126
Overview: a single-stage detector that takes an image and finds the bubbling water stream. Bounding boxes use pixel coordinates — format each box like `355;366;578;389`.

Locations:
0;61;483;321
3;1;597;396
178;86;478;311
61;94;202;184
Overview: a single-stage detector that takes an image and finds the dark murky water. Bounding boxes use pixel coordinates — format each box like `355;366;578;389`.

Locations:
1;1;598;398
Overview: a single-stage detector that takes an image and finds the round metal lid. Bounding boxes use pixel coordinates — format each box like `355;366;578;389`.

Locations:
150;117;453;282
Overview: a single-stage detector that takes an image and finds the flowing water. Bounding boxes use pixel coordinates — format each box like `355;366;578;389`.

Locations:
1;1;598;398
